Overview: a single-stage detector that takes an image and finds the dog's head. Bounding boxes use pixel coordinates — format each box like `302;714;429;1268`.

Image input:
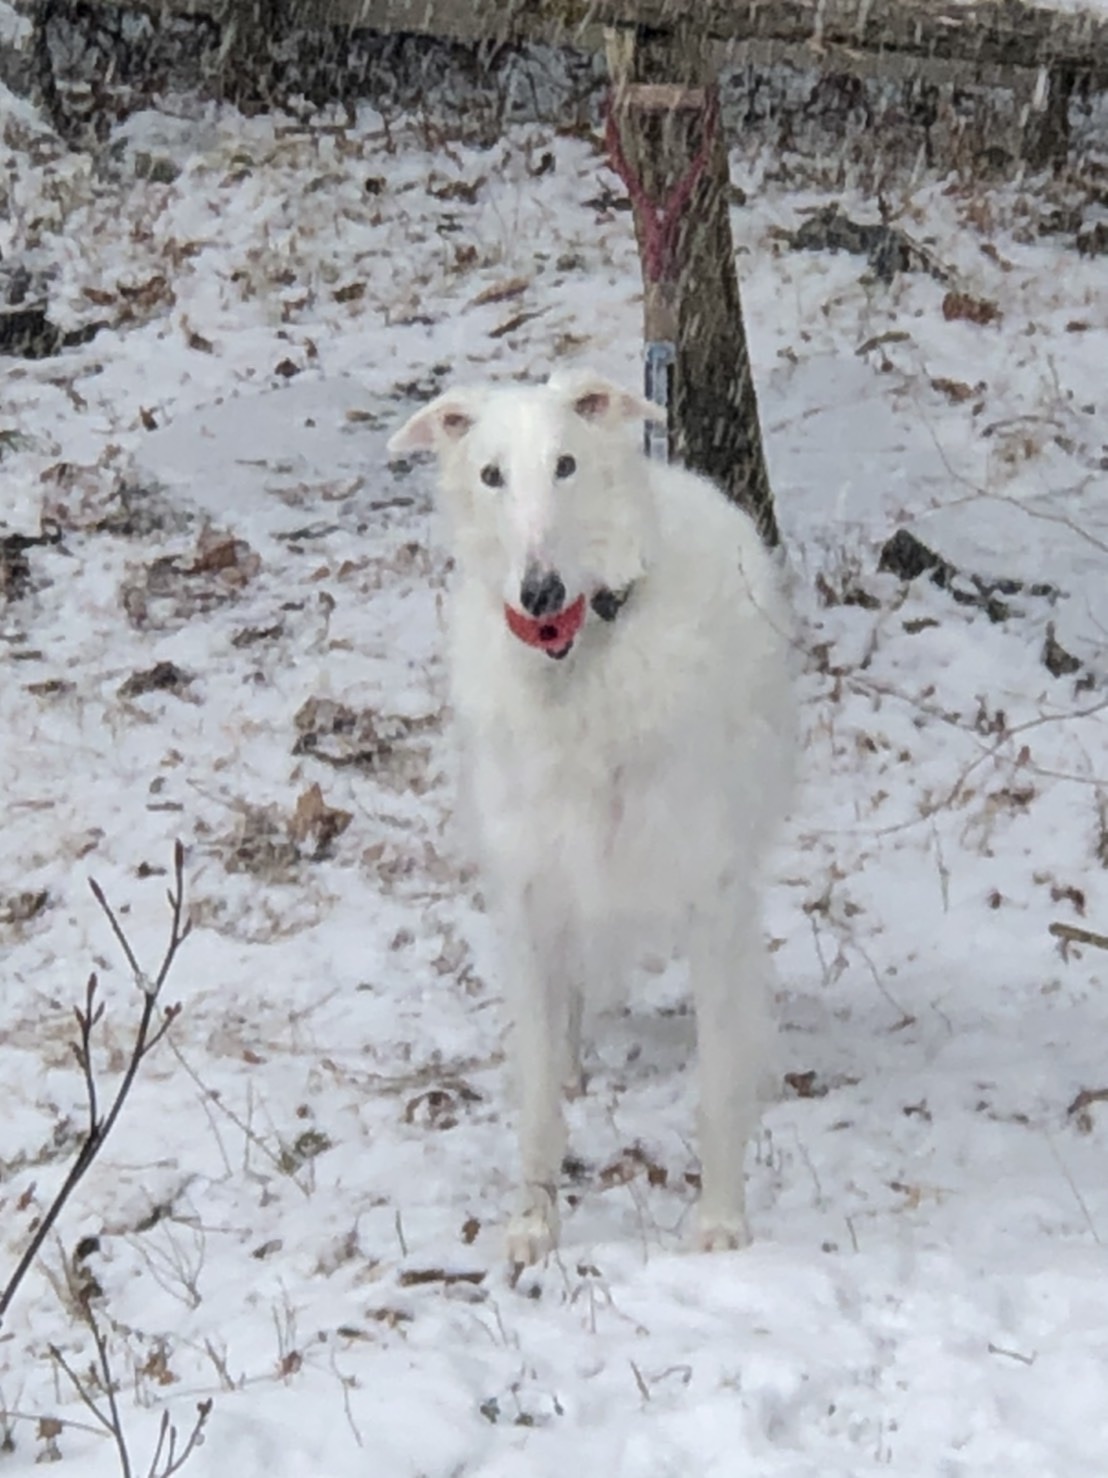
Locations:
388;371;664;658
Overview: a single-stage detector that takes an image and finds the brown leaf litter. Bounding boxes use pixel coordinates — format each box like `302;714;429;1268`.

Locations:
941;290;1002;326
468;275;529;308
118;661;194;700
216;782;351;881
403;1082;482;1131
0;889;50;930
1;523;62;602
41;461;189;538
1067;1087;1108;1134
121;524;260;629
293;697;439;787
288;782;353;860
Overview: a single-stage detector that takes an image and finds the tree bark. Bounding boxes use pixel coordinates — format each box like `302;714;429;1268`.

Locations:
606;23;779;548
215;0;293;107
1021;65;1075;169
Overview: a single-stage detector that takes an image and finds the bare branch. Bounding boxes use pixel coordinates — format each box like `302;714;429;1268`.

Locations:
47;1345;117;1439
156;1401;211;1478
146;1413;172;1478
1050;921;1108;953
51;1303;210;1478
73;974;103;1137
84;1307;134;1478
0;846;191;1328
88;879;144;985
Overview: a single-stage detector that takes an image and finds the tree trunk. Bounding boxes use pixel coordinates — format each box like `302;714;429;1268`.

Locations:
606;23;779;548
1021;66;1075;170
216;0;289;107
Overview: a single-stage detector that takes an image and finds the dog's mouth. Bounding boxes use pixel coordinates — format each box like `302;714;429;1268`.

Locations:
504;593;587;659
503;584;634;660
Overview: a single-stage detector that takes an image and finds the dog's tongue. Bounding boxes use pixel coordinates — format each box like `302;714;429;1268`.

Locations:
504;594;587;657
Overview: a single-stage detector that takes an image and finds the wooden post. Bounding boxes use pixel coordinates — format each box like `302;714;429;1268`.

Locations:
606;23;780;548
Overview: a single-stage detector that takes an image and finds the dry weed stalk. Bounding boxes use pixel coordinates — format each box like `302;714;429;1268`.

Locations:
0;842;190;1326
50;1329;211;1478
0;842;211;1475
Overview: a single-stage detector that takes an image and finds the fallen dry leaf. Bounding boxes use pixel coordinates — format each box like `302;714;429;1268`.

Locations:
1068;1087;1108;1134
930;377;978;404
489;309;544;340
468;275;529;308
1050;883;1086;916
118;661;194;700
941;290;1001;326
189;526;261;584
783;1070;828;1099
288;782;352;860
428;177;484;204
0;890;50;927
333;281;367;303
979;242;1014;272
403;1082;481;1130
598;1143;668;1189
397;1268;485;1287
119;274;172;307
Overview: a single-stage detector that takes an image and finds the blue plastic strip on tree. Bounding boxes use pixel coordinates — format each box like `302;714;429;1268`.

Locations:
643;339;674;461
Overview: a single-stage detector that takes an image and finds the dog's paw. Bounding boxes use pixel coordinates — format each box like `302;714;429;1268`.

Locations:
696;1211;752;1253
506;1205;559;1270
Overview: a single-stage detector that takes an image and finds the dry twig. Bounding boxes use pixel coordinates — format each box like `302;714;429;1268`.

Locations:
0;842;191;1327
1050;920;1108;953
1;844;209;1477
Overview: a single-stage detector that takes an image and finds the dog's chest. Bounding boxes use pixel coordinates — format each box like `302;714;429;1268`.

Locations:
452;610;704;925
471;716;677;926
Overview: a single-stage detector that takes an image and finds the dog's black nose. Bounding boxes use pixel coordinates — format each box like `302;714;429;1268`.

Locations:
519;567;566;617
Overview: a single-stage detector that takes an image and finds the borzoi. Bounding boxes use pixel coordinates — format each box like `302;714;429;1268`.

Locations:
388;369;794;1264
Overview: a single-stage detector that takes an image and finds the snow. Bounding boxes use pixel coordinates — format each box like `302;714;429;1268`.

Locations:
0;4;29;47
1;81;1107;1477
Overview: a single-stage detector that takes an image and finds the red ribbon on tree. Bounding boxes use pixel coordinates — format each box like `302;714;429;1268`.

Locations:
603;88;720;284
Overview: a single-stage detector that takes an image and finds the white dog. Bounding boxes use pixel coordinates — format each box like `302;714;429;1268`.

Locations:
389;370;794;1264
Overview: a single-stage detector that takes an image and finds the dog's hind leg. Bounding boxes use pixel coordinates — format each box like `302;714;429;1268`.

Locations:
688;888;773;1252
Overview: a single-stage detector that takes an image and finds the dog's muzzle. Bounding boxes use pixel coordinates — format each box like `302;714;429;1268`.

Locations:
519;567;566;619
505;565;583;659
503;579;636;660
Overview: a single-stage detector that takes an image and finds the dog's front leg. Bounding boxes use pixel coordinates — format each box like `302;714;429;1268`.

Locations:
689;893;772;1252
502;904;575;1267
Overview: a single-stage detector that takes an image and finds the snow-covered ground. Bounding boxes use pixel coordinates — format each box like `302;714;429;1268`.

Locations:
1;80;1107;1476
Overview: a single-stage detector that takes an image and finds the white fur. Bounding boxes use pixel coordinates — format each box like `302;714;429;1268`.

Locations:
389;370;795;1264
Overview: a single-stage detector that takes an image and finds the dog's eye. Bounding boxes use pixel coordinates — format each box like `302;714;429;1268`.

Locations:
554;454;577;480
480;464;504;489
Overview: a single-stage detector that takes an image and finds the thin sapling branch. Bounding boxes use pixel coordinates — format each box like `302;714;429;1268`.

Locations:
0;843;191;1327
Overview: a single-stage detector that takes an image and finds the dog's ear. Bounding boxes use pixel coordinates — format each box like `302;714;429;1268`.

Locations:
387;390;480;456
548;369;666;427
